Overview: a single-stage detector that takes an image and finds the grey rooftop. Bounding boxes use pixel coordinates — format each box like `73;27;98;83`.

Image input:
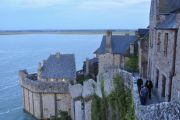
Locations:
157;14;177;29
137;29;149;37
41;53;76;81
94;35;137;56
159;0;180;14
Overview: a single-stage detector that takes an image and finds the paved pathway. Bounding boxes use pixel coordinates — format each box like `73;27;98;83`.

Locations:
134;75;160;105
146;91;160;105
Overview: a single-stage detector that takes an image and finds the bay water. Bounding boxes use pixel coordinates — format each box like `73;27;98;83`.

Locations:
0;35;101;120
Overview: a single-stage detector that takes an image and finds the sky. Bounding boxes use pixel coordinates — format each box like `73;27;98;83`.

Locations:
0;0;151;30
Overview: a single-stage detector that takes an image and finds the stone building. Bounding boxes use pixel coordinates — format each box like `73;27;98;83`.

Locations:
148;0;180;102
19;53;76;119
137;29;149;79
94;31;137;80
83;57;98;80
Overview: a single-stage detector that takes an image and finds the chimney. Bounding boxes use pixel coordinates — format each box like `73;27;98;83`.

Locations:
56;52;61;58
130;43;135;55
85;58;90;75
38;62;42;80
105;30;112;53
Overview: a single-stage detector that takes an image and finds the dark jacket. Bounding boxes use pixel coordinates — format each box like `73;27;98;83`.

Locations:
137;78;143;87
145;80;153;89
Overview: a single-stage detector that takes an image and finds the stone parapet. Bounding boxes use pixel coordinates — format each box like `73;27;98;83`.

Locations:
21;78;69;94
69;84;83;99
130;72;180;120
82;79;96;99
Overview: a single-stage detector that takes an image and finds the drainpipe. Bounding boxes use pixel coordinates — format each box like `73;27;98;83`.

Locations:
168;29;178;102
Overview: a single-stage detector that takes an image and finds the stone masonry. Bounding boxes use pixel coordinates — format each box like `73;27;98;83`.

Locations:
19;71;71;119
19;53;76;119
148;0;180;102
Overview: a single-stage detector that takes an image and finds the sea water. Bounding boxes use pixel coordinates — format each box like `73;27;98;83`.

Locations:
0;35;101;120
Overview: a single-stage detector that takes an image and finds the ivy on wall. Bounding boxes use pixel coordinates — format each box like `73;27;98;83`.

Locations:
91;75;135;120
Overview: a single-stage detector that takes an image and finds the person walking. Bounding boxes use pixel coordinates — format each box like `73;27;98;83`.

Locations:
140;86;148;105
137;78;143;95
145;80;153;99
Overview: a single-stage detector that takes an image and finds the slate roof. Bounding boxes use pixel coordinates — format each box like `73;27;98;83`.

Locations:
167;0;180;13
41;53;76;80
94;35;137;56
137;29;149;37
157;14;177;29
159;0;171;14
159;0;180;13
88;58;98;64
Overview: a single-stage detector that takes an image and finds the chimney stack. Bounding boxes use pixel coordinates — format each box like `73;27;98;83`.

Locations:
105;30;112;53
85;58;90;75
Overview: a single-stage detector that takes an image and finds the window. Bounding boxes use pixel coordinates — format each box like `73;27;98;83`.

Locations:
157;33;161;52
162;75;166;98
164;33;168;56
156;69;159;88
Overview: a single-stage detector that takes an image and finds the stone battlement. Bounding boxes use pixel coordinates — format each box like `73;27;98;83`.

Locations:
19;70;71;119
21;78;69;94
19;70;69;94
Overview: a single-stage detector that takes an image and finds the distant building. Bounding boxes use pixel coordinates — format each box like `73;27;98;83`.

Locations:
137;29;149;79
94;31;137;80
19;53;76;119
148;0;180;102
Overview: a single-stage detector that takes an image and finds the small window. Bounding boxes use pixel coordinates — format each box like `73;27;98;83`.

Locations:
156;69;159;88
157;33;161;52
162;75;166;98
164;33;168;56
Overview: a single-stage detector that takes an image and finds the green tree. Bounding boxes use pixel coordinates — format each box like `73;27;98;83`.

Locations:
124;56;138;73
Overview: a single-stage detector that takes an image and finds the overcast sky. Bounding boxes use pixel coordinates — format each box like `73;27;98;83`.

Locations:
0;0;151;30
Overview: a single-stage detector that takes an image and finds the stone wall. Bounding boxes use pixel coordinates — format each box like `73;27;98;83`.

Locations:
152;30;176;102
172;27;180;100
98;53;123;76
69;79;96;120
71;68;180;120
96;69;133;97
42;94;55;118
148;0;180;102
20;72;71;120
138;35;148;79
132;76;180;120
117;69;180;120
21;77;69;94
22;87;71;119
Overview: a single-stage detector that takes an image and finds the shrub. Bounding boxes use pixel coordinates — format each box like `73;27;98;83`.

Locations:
124;56;138;73
91;75;135;120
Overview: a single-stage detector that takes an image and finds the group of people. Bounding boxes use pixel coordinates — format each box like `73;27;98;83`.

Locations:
137;78;153;105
